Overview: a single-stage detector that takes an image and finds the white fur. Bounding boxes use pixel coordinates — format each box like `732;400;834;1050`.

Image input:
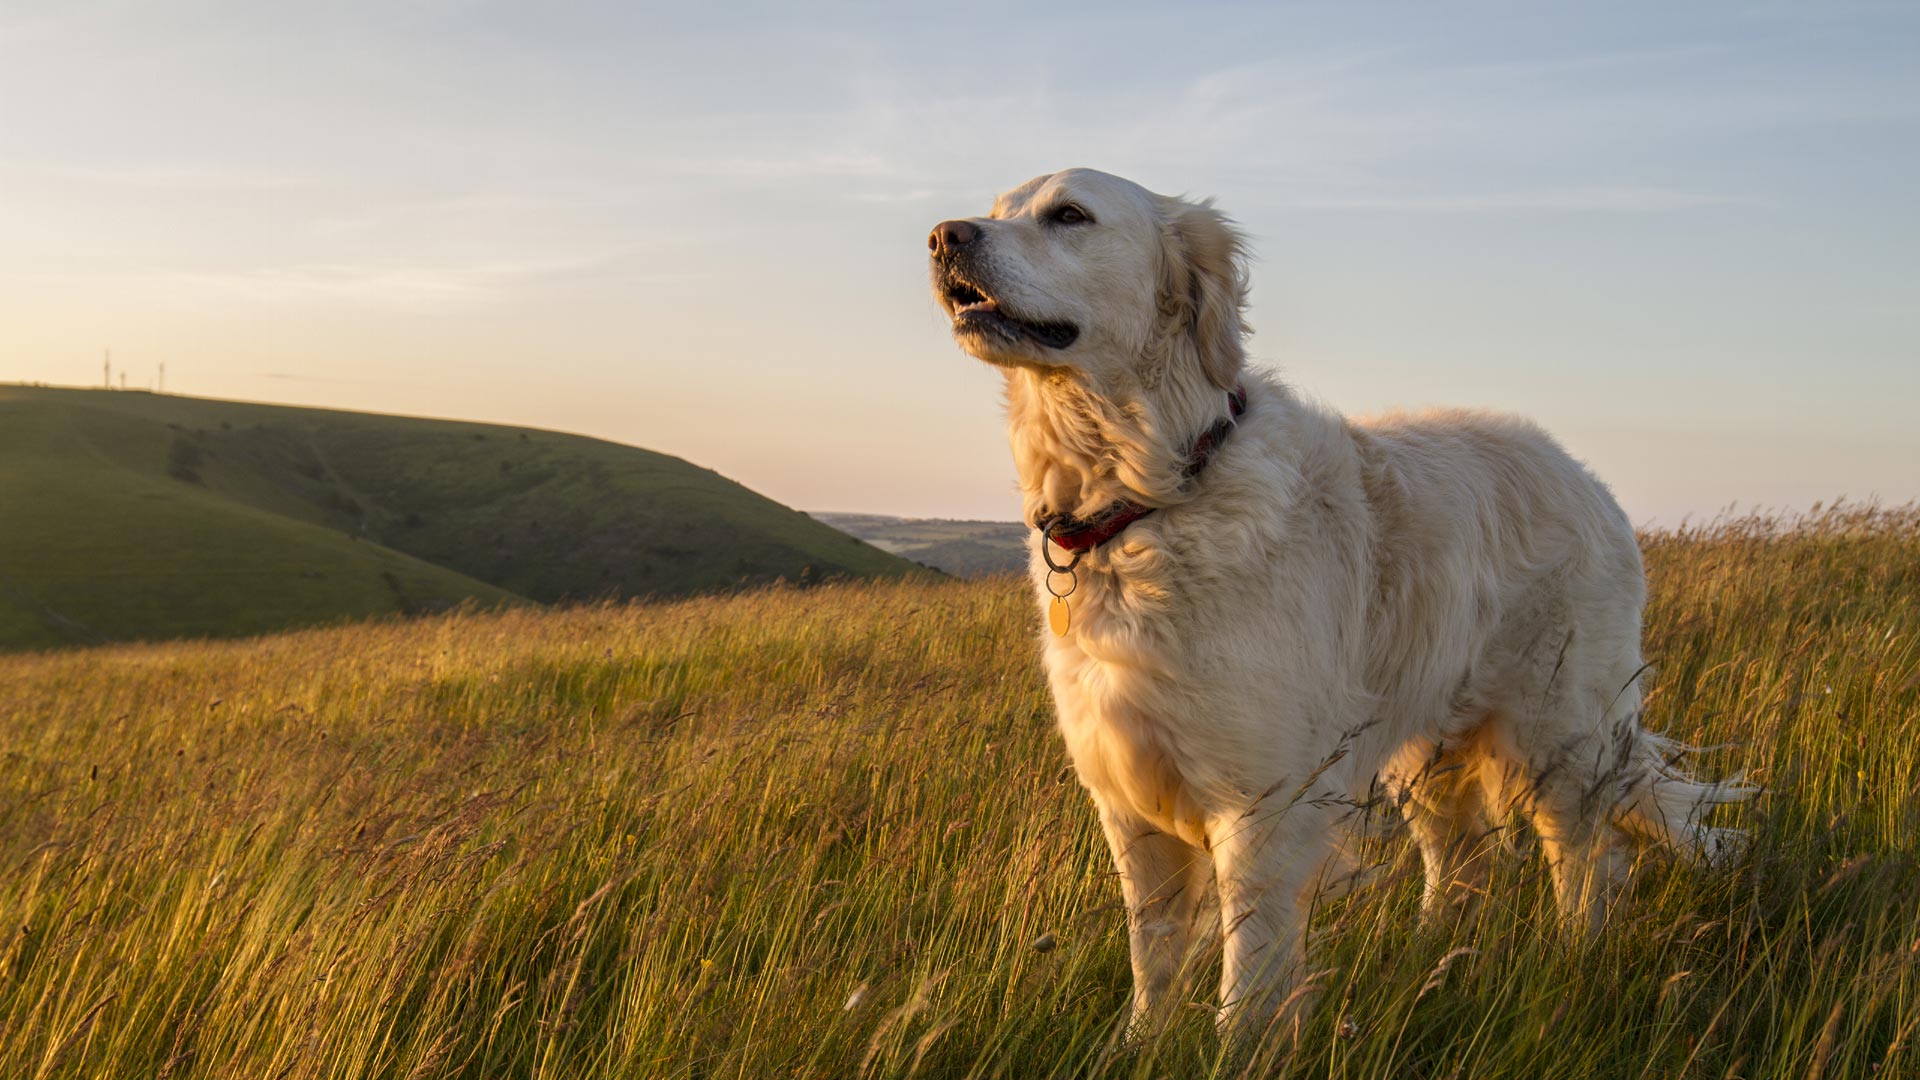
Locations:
928;169;1747;1042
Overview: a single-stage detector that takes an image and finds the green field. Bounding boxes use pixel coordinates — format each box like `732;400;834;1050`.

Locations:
0;386;923;651
1;505;1916;1078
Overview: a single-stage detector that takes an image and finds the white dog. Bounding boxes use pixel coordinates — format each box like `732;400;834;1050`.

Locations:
927;169;1746;1043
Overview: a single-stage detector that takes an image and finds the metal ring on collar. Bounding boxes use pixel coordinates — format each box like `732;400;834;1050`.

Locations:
1040;527;1083;574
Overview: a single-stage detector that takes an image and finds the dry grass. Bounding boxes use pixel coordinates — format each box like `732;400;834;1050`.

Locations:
2;504;1917;1078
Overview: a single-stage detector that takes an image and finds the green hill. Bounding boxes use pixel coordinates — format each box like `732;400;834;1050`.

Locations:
0;385;922;651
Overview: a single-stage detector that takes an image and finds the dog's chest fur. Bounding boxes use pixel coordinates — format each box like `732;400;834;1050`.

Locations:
1023;399;1370;848
1039;549;1218;847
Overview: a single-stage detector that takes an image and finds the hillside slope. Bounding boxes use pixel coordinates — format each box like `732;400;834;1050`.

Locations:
0;386;922;650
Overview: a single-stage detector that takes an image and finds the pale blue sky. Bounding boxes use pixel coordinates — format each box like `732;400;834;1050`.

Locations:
2;1;1915;523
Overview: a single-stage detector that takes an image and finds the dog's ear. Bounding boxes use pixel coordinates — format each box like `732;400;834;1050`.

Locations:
1158;198;1249;390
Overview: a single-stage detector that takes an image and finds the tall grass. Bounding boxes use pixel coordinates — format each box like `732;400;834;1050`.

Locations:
2;505;1916;1078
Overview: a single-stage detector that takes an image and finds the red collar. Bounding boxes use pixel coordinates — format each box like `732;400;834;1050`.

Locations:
1035;385;1248;556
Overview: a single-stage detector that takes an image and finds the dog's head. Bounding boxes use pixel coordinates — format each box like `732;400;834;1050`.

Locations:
928;168;1248;390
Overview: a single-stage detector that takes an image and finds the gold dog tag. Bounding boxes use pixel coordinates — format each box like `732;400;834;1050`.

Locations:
1049;595;1071;636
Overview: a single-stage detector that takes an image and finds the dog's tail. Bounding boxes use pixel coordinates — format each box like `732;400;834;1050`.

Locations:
1616;726;1755;866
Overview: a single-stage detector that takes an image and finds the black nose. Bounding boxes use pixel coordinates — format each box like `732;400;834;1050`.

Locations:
928;219;978;255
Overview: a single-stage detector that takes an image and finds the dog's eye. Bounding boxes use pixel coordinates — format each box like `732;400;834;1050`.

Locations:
1051;204;1092;226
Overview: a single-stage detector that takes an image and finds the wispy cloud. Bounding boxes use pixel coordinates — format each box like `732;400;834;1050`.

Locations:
2;160;325;194
660;150;905;183
1291;186;1765;213
848;189;941;204
148;255;639;310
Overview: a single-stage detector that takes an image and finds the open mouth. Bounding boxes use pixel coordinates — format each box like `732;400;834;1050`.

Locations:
941;278;1079;351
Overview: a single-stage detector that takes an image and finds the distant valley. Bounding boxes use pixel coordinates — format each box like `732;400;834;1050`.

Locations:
812;512;1027;577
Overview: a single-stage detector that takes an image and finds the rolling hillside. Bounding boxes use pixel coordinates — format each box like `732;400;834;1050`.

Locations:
0;385;922;650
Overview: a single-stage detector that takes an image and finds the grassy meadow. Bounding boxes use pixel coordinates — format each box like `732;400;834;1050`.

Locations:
2;505;1917;1078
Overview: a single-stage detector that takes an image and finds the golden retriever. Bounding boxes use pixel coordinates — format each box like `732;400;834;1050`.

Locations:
926;168;1747;1045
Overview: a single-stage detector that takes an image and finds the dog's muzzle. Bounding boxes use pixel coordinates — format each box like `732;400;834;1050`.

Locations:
928;224;1080;352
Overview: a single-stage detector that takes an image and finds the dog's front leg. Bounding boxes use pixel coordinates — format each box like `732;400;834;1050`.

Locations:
1096;803;1210;1035
1208;802;1336;1052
